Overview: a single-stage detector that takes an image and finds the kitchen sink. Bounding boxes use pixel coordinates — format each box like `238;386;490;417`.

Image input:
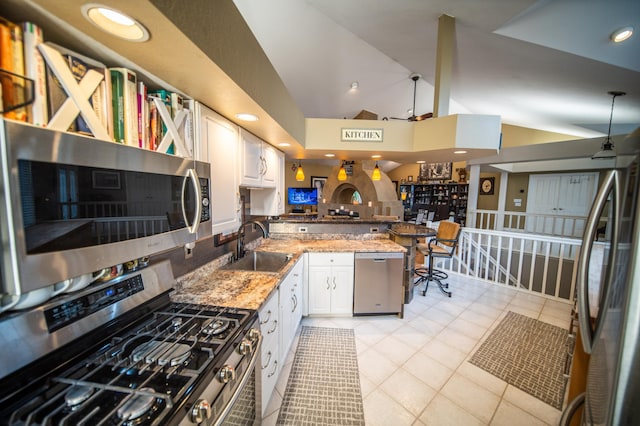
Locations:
221;251;293;273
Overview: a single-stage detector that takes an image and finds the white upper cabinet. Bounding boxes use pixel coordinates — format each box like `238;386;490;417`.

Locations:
239;129;279;189
239;129;285;216
194;102;241;235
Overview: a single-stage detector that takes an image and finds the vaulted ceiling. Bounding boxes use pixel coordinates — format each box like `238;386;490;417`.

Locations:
234;0;640;153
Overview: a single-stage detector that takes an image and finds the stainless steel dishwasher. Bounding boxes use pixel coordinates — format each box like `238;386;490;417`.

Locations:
354;252;404;316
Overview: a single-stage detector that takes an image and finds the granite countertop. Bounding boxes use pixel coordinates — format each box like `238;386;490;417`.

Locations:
389;223;437;237
171;238;405;310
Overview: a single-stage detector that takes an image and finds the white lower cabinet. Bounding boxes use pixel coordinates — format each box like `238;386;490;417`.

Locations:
279;258;303;357
259;257;304;415
307;252;354;315
259;290;279;415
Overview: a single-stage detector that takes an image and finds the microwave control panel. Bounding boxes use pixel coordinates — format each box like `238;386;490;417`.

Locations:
200;177;210;222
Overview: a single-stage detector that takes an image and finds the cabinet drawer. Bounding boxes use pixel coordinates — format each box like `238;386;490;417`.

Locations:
308;252;353;266
259;291;279;346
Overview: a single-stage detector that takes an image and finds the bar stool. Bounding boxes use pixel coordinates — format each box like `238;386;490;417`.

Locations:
414;221;461;298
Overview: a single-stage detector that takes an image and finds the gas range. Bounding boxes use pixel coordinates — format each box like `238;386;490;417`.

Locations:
0;261;261;425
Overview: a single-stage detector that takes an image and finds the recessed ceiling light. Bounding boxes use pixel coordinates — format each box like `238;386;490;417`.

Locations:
81;4;149;42
611;26;634;43
278;142;291;147
350;81;359;90
324;153;335;157
371;154;381;159
454;150;468;154
416;160;426;164
235;113;259;122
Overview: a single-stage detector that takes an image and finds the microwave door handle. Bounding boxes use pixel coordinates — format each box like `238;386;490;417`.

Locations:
181;168;202;235
577;169;616;354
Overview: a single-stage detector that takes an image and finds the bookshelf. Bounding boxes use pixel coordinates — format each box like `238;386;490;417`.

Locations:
400;182;468;224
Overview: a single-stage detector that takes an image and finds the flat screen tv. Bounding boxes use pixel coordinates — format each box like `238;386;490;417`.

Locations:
287;187;318;205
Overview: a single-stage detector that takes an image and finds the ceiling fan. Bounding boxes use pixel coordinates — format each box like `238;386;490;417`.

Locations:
385;73;433;122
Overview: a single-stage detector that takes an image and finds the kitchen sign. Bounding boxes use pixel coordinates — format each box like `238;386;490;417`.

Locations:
341;128;383;142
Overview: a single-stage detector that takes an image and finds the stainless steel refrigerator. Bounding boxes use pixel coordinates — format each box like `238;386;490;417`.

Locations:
562;142;640;424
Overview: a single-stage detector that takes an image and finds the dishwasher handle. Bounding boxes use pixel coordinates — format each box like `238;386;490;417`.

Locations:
354;252;404;261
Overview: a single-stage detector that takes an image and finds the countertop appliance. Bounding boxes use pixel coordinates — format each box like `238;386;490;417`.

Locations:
0;260;262;425
353;252;404;316
0;119;211;305
561;151;639;424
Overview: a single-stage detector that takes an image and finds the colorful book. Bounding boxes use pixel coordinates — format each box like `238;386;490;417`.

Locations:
0;18;17;120
137;80;147;148
110;69;125;143
109;67;137;146
148;89;173;153
9;22;26;121
22;22;47;126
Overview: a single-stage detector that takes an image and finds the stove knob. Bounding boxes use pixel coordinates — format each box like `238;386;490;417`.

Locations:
217;365;236;383
238;339;253;355
247;328;261;343
190;399;211;423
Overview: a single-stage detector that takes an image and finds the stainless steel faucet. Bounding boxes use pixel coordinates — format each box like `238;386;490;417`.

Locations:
236;220;269;260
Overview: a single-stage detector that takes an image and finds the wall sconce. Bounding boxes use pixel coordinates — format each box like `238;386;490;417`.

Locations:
338;161;347;181
295;161;305;181
372;161;381;181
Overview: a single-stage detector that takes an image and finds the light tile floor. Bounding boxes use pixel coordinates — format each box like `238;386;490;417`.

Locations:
262;274;572;425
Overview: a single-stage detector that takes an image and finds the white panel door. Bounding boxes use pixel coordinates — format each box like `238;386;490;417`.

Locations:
527;172;598;236
199;104;241;235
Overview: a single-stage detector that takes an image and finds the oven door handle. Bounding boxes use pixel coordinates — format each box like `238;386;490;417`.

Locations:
214;331;262;426
181;168;203;235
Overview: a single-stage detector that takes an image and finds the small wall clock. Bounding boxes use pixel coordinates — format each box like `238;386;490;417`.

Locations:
480;177;495;195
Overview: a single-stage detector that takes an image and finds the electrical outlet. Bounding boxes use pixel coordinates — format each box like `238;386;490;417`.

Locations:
184;242;194;259
370;227;379;233
298;227;308;233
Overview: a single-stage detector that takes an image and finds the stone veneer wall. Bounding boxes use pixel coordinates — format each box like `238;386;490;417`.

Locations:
318;161;403;219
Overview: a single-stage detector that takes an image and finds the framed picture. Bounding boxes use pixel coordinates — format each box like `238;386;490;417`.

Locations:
427;162;452;180
408;175;413;182
480;177;495;195
92;170;121;189
311;176;327;200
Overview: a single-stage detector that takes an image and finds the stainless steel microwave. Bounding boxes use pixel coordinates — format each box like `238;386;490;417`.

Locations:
0;120;211;297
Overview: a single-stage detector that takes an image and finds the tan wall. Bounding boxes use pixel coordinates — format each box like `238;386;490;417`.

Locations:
284;161;335;189
505;174;529;212
501;124;580;148
477;173;501;210
387;161;467;194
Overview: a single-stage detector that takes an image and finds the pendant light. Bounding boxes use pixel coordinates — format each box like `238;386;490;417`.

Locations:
592;91;626;160
295;161;305;181
372;162;381;181
338;162;347;181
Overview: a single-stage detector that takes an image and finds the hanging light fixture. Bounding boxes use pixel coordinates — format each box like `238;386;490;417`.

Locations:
338;161;347;181
592;91;626;160
372;161;381;181
295;161;305;181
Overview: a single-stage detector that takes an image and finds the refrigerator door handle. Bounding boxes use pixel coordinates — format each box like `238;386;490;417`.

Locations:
577;170;619;354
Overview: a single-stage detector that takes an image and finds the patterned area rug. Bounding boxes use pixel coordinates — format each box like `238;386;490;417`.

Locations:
469;311;569;409
276;326;365;425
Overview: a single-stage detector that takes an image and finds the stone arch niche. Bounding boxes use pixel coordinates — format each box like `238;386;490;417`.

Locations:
318;161;403;219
